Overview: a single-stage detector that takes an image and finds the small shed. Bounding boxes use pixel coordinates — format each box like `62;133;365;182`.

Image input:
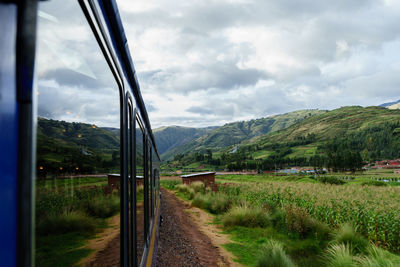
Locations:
107;174;144;190
181;172;216;187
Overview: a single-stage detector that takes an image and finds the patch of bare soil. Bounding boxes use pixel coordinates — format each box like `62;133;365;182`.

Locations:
156;188;240;267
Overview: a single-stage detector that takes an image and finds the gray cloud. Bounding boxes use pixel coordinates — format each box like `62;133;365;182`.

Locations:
36;0;400;129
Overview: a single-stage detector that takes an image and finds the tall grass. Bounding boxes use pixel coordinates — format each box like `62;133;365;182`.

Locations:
37;211;96;235
36;187;120;235
256;240;296;267
191;192;231;214
357;245;400;266
331;223;369;253
222;204;271;228
322;244;357;267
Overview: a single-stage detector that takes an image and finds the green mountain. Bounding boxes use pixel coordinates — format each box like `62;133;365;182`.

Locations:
161;109;326;160
169;106;400;171
153;126;217;155
36;118;120;176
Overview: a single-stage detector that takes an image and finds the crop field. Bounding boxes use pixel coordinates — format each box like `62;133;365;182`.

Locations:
162;173;400;266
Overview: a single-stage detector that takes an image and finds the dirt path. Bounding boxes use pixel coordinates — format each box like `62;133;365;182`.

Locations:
156;188;239;267
80;187;239;267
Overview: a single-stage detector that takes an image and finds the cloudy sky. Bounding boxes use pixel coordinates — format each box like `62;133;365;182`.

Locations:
37;0;400;128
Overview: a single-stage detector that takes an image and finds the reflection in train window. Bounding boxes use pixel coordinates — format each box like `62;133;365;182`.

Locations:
35;1;120;266
135;117;145;264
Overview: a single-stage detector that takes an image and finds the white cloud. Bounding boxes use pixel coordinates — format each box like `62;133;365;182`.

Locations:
36;0;400;128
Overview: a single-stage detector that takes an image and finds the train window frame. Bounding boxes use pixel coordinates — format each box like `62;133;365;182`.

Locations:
35;1;127;265
3;1;162;266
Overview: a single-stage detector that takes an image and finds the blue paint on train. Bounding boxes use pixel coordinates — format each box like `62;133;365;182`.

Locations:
0;4;19;266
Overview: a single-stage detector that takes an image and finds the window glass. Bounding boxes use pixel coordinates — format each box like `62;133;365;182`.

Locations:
35;2;120;266
135;118;145;264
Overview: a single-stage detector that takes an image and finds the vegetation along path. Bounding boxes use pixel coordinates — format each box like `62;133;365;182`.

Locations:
156;188;236;267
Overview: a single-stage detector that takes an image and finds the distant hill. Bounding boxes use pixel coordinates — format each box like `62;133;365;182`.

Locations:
36;118;120;175
380;99;400;109
153;126;217;155
168;106;400;171
161;109;326;160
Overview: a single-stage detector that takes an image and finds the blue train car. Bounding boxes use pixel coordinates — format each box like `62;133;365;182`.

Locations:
0;1;161;266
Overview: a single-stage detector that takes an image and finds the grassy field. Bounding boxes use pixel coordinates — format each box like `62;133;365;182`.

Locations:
35;177;120;267
161;172;400;267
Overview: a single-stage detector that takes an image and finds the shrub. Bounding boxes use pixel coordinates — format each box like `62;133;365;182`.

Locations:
361;180;387;187
187;187;196;200
331;223;369;253
37;211;96;235
271;209;287;231
177;184;189;194
208;193;231;214
85;194;119;218
256;240;296;267
191;192;231;214
285;206;329;238
190;181;205;193
191;193;210;210
323;244;357;267
222;204;271;228
318;176;346;185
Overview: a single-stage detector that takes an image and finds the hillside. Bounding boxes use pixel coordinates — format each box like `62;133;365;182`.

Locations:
251;106;400;146
153;126;217;155
380;99;400;109
168;106;400;171
36;118;120;175
161;109;326;160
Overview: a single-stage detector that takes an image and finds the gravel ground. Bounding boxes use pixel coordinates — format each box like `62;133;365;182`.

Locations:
155;188;225;267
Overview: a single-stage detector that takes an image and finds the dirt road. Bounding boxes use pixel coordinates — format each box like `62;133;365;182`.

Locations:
81;188;233;266
155;188;231;267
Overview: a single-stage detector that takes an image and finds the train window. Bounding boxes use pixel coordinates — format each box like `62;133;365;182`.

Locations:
135;117;145;264
35;1;121;266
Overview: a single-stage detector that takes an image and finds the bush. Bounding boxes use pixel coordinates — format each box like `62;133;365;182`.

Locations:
177;184;189;194
318;176;346;185
331;223;369;253
190;181;205;193
85;194;119;218
191;193;210;210
256;240;296;267
222;204;271;228
285;206;330;239
37;211;96;235
361;180;387;187
323;244;357;267
191;192;231;214
209;193;231;214
187;188;196;200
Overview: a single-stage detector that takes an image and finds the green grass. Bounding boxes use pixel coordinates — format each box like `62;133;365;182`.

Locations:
36;232;94;267
222;226;324;267
35;179;120;266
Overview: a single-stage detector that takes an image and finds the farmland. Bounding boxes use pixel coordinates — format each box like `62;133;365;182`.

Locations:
162;173;400;266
